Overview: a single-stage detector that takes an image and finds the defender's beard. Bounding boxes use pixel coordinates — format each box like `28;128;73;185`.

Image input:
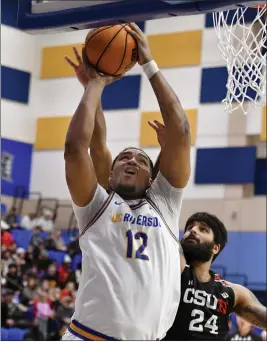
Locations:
181;238;215;263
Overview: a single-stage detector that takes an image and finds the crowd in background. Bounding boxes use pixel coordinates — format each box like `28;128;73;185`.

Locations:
1;206;266;341
1;206;80;340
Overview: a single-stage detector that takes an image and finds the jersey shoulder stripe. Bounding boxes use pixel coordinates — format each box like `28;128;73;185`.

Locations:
214;274;232;287
79;191;115;238
146;196;179;244
129;199;147;210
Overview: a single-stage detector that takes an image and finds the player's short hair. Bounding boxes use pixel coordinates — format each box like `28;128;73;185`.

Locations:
184;212;228;262
111;147;154;176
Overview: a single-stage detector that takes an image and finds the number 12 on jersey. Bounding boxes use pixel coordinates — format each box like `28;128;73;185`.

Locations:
126;230;149;261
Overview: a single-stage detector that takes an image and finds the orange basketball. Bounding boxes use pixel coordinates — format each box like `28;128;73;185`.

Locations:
84;25;138;76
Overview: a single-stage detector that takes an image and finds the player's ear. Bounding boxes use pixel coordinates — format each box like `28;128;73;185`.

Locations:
213;244;220;255
108;171;113;186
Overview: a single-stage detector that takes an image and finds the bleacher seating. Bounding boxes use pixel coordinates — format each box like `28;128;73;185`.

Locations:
71;253;82;270
1;328;29;341
9;228;82;270
47;250;67;266
1;203;7;215
11;228;32;249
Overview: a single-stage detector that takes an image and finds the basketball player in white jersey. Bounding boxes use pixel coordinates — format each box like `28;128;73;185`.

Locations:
62;23;189;340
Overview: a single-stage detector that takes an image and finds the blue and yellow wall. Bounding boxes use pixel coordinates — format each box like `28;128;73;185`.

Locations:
1;3;266;286
1;18;38;197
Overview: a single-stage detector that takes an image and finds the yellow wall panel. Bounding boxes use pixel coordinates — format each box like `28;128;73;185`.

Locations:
41;44;83;79
147;30;202;68
140;109;197;147
35;116;71;150
260;105;266;141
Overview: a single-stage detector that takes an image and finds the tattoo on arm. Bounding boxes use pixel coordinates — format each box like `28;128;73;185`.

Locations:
234;290;267;329
235;304;267;329
177;110;190;135
149;73;190;136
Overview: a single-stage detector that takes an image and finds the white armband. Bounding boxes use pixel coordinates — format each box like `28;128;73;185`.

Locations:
142;60;159;79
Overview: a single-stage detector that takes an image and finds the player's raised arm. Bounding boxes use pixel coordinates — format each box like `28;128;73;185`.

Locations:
64;49;119;207
231;283;267;330
65;48;112;190
90;102;113;190
126;23;191;188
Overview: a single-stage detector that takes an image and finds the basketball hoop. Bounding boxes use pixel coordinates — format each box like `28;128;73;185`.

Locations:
213;4;266;115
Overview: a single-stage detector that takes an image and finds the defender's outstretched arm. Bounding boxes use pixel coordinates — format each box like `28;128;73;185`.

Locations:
232;283;267;330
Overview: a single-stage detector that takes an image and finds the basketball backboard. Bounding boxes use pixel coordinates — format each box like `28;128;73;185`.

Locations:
11;0;267;33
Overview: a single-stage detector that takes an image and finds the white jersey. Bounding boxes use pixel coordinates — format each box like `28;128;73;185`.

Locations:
68;172;183;340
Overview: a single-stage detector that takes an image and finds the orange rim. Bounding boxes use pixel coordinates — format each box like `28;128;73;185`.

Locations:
250;4;266;8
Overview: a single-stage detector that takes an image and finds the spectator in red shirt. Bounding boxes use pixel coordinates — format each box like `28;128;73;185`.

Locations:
60;281;76;303
1;228;14;249
57;255;71;288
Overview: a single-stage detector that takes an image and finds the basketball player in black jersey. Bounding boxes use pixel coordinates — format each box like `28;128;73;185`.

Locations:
163;212;267;341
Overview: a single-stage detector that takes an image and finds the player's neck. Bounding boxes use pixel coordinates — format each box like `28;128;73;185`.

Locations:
191;261;212;283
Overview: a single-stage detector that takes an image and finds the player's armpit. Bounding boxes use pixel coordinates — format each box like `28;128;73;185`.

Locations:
65;146;98;207
231;283;267;330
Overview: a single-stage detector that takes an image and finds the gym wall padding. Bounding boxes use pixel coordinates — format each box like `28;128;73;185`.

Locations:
139;109;197;147
35;116;71;150
1;65;31;104
147;30;202;68
195;146;257;184
1;138;33;198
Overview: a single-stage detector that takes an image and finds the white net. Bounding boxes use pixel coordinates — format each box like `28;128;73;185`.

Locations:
213;5;267;115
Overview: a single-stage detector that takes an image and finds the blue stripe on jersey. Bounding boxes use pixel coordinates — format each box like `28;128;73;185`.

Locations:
69;320;118;340
146;196;179;244
79;192;115;238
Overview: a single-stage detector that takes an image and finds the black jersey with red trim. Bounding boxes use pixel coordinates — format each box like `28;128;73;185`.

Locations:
163;265;235;341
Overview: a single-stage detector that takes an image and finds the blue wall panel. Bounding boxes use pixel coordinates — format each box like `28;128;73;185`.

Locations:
200;65;258;103
195;146;257;184
136;21;145;32
1;138;33;198
213;232;266;289
102;75;141;110
1;66;31;104
1;0;19;27
254;158;267;195
200;67;228;103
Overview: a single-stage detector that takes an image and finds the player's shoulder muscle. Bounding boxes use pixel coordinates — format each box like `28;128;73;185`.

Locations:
72;184;112;234
147;171;184;218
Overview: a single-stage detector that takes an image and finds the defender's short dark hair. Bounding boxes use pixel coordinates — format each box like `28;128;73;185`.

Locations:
184;212;228;262
111;147;154;176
